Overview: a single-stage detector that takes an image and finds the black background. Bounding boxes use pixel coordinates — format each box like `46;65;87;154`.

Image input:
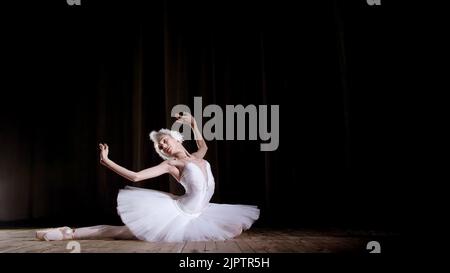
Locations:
0;0;423;233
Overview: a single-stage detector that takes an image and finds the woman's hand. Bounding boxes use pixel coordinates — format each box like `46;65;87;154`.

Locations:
175;112;208;158
175;112;196;127
99;143;109;165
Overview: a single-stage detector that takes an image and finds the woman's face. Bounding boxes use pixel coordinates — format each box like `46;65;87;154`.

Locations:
156;135;182;157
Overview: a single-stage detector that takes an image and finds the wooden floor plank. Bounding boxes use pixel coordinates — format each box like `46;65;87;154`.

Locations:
215;241;242;253
0;228;388;253
181;241;207;253
158;242;185;253
234;240;256;253
204;241;218;253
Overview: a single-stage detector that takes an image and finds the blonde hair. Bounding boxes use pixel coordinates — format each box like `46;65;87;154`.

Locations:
149;129;184;160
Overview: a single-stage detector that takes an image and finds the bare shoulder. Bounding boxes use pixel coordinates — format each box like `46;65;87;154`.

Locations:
165;160;181;178
167;159;183;167
190;154;206;162
190;157;208;167
191;149;207;159
157;160;171;169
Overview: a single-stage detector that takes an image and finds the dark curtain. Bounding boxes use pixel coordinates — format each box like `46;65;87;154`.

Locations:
0;0;409;231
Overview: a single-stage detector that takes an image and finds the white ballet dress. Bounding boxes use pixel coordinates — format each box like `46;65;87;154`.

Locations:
117;161;260;242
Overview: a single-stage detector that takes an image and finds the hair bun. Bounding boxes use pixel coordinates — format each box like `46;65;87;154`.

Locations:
149;129;184;160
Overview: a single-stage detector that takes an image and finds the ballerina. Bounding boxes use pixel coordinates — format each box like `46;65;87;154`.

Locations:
36;112;259;242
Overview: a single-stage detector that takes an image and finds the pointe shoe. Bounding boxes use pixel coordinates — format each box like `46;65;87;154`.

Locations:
36;226;74;241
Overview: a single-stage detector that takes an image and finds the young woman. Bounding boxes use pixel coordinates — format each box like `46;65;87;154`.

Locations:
36;113;259;242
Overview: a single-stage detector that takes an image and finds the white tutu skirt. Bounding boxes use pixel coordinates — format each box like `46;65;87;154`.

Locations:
117;186;260;242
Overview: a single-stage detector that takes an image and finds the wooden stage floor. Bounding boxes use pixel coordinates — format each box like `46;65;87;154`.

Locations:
0;228;393;253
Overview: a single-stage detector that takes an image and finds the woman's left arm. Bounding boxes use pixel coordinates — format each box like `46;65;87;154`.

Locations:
175;113;208;159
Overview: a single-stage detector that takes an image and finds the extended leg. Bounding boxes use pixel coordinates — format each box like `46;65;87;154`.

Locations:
73;225;136;240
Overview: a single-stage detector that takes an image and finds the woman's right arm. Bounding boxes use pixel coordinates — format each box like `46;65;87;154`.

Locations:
99;143;171;182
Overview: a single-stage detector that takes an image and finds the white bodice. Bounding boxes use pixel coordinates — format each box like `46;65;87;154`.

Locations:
176;161;215;215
